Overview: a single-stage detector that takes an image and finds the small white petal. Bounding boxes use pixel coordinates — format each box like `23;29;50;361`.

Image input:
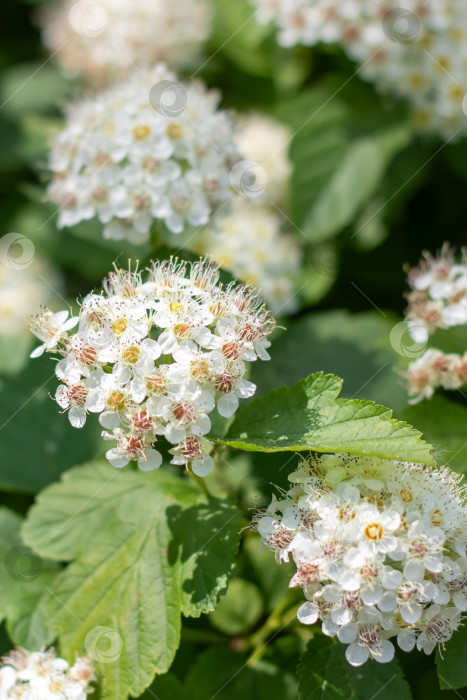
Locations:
138;449;162;472
217;393;239;418
106;449;129;469
69;406;87;429
346;643;369;667
192;455;214;477
297;602;319;625
337;623;358;644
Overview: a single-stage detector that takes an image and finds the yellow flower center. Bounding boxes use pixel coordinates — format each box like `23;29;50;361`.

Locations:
107;390;126;411
169;301;184;313
364;523;384;540
166;123;184;140
112;318;128;335
430;509;444;527
133;125;151;141
122;345;140;364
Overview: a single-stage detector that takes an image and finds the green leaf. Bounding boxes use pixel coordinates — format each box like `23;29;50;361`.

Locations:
302;125;411;244
0;507;58;649
209;578;264;635
436;626;467;690
22;462;241;700
399;395;467;475
186;648;298;700
277;85;350;227
139;673;189;700
277;84;411;241
0;62;71;116
214;372;433;464
251;310;408;411
0;359;101;493
298;637;412;699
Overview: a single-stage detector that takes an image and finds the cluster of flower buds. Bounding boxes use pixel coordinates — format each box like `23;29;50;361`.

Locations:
47;64;241;243
254;453;467;666
38;0;211;83
193;198;302;315
251;0;467;138
404;245;467;402
0;648;94;699
28;258;275;476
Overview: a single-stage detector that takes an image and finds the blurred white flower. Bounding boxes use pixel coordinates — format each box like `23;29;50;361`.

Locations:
0;257;62;337
0;647;94;699
47;64;241;244
236;113;292;207
404;245;467;401
193;198;302;315
38;0;212;83
250;0;467;138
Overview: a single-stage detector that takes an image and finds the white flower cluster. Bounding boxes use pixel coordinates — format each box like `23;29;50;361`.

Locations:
193;198;302;315
188;114;301;315
38;0;211;83
48;64;241;244
250;0;467;138
28;259;275;476
406;245;467;337
407;348;467;403
0;648;94;699
235;113;292;207
255;453;467;666
405;245;467;402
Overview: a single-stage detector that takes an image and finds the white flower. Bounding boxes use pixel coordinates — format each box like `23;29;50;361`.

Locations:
29;308;79;358
0;648;94;699
253;453;467;665
30;258;275;475
250;0;467;138
47;65;241;244
192;198;302;315
345;625;395;666
356;505;401;557
38;0;212;83
236;113;292;207
0;257;62;338
405;245;467;401
56;382;88;428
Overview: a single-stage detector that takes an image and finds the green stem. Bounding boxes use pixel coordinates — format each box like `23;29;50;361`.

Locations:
188;468;211;498
246;592;297;666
